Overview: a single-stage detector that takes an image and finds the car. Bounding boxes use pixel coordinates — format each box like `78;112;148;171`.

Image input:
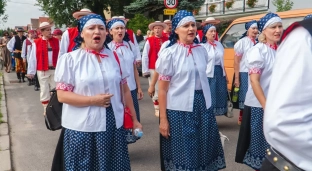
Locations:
136;39;146;76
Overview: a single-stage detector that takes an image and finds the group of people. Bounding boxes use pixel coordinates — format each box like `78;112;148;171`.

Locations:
233;14;312;171
0;26;63;90
2;6;311;171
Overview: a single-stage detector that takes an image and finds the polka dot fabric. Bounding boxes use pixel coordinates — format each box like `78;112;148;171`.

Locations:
238;72;248;109
257;13;279;32
63;106;131;171
161;90;226;171
125;89;141;144
243;107;269;170
167;10;199;48
208;66;228;116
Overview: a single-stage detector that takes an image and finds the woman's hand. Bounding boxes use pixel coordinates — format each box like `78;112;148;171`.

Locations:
137;88;144;100
132;119;143;131
234;78;240;87
148;85;155;98
159;118;170;139
92;94;114;107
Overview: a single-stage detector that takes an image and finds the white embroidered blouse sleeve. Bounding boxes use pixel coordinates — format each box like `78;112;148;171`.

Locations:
234;39;244;57
156;48;174;81
58;30;69;58
245;47;264;75
128;41;137;64
27;43;37;75
141;40;150;74
21;39;27;58
132;33;141;62
6;36;15;52
54;53;75;92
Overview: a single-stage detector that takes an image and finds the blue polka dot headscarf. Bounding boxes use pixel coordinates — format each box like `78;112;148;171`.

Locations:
201;24;216;43
106;19;130;43
304;14;312;20
257;13;282;33
73;14;107;50
240;20;257;39
167;10;199;48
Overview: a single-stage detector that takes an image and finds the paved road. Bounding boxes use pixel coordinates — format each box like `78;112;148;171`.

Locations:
4;72;252;171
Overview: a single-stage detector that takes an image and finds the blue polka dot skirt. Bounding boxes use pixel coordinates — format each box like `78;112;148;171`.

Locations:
208;65;228;116
243;107;269;170
161;90;226;171
238;72;248;110
125;89;141;144
63;106;131;171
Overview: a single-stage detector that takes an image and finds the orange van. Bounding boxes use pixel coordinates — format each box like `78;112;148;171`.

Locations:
219;8;312;89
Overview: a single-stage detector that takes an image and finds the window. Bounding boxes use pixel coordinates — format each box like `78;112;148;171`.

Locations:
221;23;245;48
220;16;304;48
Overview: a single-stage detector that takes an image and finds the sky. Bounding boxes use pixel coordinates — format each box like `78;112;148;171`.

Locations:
1;0;311;29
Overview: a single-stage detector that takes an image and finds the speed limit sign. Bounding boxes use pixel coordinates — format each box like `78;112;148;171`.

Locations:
164;0;178;9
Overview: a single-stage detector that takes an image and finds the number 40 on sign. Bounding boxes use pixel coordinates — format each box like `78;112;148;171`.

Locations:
164;0;178;9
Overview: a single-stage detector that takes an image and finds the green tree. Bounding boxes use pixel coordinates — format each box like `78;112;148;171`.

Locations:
127;14;154;35
272;0;294;12
0;0;8;23
36;0;134;27
124;0;205;18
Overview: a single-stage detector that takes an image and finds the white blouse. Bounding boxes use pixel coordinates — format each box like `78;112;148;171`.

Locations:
54;48;129;132
264;27;312;171
21;38;34;61
244;42;276;108
156;42;211;112
200;41;226;78
58;29;69;58
234;37;256;72
108;41;137;91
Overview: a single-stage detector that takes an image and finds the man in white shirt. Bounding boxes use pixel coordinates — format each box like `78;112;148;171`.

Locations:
142;21;168;117
261;18;312;171
21;30;36;86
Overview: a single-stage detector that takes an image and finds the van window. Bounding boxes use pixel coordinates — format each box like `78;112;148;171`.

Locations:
220;17;304;48
220;23;244;48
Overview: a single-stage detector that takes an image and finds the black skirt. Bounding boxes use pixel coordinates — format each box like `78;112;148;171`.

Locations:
235;105;251;163
51;128;65;171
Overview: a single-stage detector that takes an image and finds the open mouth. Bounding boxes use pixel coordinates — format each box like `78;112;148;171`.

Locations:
188;33;195;36
93;36;101;43
118;33;123;38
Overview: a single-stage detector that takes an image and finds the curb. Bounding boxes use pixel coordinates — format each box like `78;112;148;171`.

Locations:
0;73;12;171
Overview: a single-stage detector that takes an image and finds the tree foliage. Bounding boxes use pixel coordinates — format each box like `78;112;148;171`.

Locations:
0;0;8;23
36;0;134;27
272;0;294;12
124;0;205;16
127;14;154;35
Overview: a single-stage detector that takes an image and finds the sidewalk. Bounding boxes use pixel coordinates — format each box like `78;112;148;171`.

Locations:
2;72;60;171
0;72;11;171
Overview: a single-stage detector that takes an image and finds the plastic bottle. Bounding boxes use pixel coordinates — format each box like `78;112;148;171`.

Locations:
134;128;144;138
232;87;239;102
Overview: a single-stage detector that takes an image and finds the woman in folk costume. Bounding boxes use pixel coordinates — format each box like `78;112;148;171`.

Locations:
0;31;12;72
200;24;228;116
107;19;144;144
233;20;258;125
51;9;94;171
235;13;283;171
156;10;226;171
54;14;142;170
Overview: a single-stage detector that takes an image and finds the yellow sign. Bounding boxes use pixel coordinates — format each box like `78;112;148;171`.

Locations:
164;9;177;15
